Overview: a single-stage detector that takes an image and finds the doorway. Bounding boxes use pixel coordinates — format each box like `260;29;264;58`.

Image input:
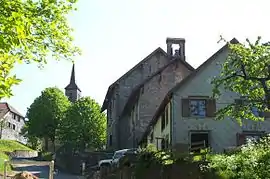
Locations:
190;132;209;152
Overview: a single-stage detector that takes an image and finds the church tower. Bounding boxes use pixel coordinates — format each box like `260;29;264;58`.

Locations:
65;64;81;102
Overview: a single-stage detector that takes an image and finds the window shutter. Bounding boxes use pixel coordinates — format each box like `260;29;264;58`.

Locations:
236;133;245;146
206;99;216;117
182;99;190;117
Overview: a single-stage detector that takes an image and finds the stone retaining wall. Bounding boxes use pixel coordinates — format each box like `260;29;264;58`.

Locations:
8;150;38;158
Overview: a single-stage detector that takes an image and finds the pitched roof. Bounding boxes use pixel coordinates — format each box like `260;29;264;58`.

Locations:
65;64;81;92
0;102;25;118
101;47;195;112
120;58;194;119
101;47;168;112
139;38;239;144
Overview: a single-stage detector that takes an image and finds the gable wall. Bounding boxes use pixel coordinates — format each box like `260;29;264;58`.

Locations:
172;48;270;153
119;59;192;148
107;51;171;149
1;111;26;144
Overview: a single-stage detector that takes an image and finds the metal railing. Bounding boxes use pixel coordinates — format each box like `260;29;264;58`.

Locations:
3;160;54;179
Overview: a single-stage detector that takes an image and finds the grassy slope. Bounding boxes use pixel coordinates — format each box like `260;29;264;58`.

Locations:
0;140;33;172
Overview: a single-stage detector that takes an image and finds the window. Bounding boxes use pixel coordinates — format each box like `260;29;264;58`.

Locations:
165;135;169;150
190;132;209;153
17;116;20;122
12;113;16;119
237;132;264;146
7;122;11;128
161;138;165;150
150;132;154;143
161;112;166;131
189;100;206;117
182;98;216;117
161;106;170;131
109;135;112;146
12;124;16;130
165;108;169;125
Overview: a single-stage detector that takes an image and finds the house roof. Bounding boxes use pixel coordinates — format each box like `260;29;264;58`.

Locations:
101;47;194;112
65;64;81;92
139;38;239;144
101;47;168;112
0;102;25;118
120;57;194;119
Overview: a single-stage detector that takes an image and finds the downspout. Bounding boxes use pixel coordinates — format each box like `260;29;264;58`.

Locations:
170;94;174;150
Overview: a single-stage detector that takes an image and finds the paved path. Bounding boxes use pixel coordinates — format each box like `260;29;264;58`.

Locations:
11;159;85;179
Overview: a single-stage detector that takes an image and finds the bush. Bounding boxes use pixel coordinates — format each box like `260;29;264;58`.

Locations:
206;135;270;179
41;151;53;161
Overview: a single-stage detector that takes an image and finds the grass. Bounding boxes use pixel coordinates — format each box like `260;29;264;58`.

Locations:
0;140;33;173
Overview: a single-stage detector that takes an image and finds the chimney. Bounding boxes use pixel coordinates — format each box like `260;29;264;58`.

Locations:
166;38;186;61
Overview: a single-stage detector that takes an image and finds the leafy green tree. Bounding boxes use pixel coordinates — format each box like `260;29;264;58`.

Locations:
0;0;80;99
212;37;270;123
26;87;70;151
59;97;106;151
20;124;42;151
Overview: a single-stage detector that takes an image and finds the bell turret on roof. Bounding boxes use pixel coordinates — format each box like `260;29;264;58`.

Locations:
65;64;81;92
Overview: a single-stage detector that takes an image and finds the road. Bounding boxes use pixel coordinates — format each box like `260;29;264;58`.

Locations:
11;159;85;179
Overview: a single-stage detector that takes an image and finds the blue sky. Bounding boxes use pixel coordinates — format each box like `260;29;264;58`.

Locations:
3;0;270;115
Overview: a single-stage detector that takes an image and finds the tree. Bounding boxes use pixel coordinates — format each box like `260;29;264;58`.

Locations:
26;87;70;151
0;0;80;99
58;97;106;151
212;37;270;123
20;124;42;151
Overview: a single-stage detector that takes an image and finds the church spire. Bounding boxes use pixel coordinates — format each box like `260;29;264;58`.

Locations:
65;63;81;92
70;63;76;84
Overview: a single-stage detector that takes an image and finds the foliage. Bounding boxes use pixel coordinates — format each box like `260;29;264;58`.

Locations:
58;97;106;151
20;124;42;151
26;87;70;150
206;135;270;179
135;145;211;179
0;0;81;99
0;139;33;172
41;151;53;161
212;37;270;123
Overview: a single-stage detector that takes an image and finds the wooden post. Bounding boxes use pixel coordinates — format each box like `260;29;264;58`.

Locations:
49;160;54;179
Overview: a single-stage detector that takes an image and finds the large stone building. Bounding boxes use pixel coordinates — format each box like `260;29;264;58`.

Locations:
140;38;270;152
102;38;194;149
0;102;26;144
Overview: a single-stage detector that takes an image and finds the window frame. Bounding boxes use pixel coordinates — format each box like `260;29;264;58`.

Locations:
189;99;207;117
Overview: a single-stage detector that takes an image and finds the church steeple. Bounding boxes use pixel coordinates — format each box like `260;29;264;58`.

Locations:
65;64;81;102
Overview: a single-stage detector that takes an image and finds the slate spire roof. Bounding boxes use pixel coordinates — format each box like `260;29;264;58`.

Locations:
65;64;81;92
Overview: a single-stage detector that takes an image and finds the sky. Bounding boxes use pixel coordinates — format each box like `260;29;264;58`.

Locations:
3;0;270;115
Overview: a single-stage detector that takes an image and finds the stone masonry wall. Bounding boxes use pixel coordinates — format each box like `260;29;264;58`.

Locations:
123;60;192;147
107;50;171;149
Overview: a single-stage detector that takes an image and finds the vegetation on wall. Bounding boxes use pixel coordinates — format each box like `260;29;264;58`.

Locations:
212;37;270;123
0;0;80;100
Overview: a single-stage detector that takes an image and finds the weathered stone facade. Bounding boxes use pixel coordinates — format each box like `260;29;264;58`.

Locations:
0;103;26;144
119;56;193;148
102;38;194;149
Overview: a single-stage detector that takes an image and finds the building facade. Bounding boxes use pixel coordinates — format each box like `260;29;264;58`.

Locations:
102;38;194;149
0;102;26;144
141;38;270;153
118;39;194;148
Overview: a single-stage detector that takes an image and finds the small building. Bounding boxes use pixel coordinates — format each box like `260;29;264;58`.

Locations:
140;38;270;153
0;102;26;144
